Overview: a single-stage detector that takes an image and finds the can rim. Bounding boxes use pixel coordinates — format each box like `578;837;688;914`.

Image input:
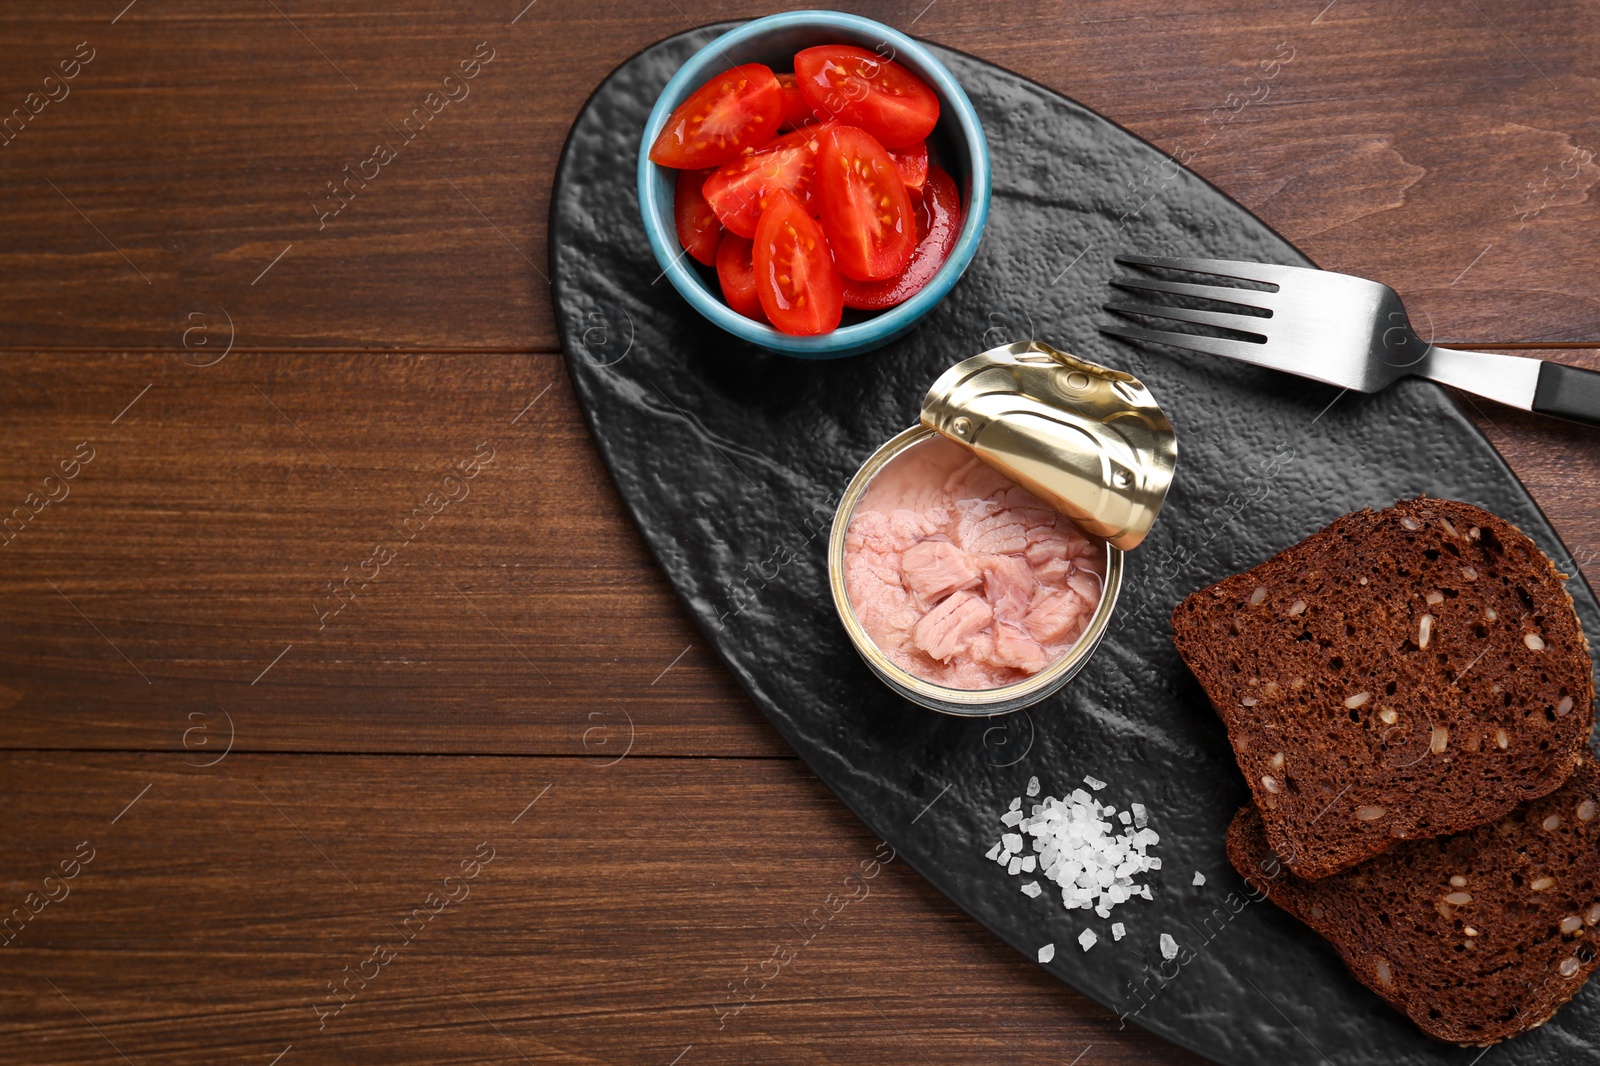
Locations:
828;425;1125;716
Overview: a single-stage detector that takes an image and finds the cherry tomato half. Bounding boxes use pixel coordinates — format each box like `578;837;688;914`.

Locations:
715;232;766;322
888;140;928;194
776;73;816;130
842;164;962;311
648;64;784;169
813;124;915;282
673;168;721;265
753;188;842;336
702;125;824;238
793;45;939;149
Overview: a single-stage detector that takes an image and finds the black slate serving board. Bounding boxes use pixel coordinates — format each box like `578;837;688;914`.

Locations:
550;24;1600;1066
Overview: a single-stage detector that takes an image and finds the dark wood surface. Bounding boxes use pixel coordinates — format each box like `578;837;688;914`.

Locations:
1;2;1597;1063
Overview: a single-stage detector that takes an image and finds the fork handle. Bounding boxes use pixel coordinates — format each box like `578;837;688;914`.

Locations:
1534;362;1600;428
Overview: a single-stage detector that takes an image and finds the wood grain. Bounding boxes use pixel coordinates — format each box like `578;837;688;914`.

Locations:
3;2;1599;1063
0;352;778;757
0;752;1201;1065
1;1;1598;350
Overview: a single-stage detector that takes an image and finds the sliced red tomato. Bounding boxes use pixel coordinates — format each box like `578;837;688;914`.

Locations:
776;73;816;130
715;232;766;322
888;140;928;193
813;124;914;282
793;45;940;149
752;189;842;335
842;164;962;311
701;125;825;238
673;168;721;265
899;181;934;245
648;64;784;169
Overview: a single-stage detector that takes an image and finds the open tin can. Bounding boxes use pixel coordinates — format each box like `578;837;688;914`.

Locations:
827;341;1177;716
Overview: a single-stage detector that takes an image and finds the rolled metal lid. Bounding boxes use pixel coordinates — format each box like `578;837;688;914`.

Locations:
920;341;1177;551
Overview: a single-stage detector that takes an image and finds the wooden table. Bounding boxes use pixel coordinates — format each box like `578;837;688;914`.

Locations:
2;2;1597;1063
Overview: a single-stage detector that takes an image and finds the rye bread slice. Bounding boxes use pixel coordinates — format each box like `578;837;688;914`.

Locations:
1226;757;1600;1046
1173;497;1594;878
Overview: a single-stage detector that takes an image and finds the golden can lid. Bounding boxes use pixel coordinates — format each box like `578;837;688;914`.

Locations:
920;341;1177;551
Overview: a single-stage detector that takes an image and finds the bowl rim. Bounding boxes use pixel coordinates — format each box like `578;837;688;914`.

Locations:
636;9;992;358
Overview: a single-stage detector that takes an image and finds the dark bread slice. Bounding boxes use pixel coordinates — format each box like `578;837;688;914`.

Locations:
1173;497;1594;879
1226;757;1600;1046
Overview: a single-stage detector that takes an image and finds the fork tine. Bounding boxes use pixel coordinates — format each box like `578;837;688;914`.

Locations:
1098;320;1277;365
1103;300;1270;337
1115;254;1305;287
1109;275;1273;310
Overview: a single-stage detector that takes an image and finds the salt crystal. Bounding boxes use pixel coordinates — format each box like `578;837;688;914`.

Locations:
1112;922;1126;941
1021;880;1042;898
1160;933;1178;960
987;773;1160;923
1038;943;1056;963
1079;928;1098;951
985;841;1002;861
1026;776;1040;797
1193;871;1206;887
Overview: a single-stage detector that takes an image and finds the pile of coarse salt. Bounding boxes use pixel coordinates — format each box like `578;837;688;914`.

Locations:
986;774;1161;923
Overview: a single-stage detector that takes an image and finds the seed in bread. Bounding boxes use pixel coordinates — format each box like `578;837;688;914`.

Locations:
1172;497;1594;878
1225;756;1600;1046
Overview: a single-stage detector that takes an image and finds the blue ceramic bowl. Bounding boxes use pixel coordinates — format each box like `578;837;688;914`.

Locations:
637;10;991;358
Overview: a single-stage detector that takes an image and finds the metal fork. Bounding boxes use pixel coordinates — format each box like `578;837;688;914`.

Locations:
1101;255;1600;428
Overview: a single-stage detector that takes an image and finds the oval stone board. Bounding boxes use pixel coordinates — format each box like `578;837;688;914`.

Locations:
550;23;1600;1066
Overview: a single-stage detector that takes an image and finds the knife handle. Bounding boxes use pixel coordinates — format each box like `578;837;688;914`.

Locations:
1533;361;1600;428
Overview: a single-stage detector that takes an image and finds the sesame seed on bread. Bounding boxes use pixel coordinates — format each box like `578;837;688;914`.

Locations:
1173;497;1595;878
1225;756;1600;1046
